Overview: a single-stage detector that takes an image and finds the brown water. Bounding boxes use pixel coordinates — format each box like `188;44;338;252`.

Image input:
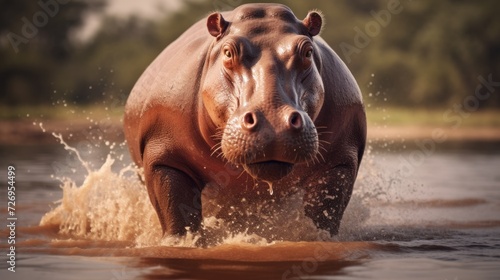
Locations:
1;138;500;279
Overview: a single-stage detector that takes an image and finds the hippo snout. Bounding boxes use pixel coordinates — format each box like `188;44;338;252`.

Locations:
240;109;304;132
221;107;319;181
287;111;304;131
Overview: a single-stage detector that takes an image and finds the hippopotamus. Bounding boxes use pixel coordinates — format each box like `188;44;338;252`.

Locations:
124;3;366;238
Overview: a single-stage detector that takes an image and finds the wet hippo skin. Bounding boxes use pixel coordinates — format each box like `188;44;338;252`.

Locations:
124;3;366;237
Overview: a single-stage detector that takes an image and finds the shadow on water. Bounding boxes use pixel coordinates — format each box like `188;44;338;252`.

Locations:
135;258;362;280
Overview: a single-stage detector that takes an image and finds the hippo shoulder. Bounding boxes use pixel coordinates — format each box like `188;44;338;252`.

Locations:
124;16;216;165
314;36;363;107
126;17;214;120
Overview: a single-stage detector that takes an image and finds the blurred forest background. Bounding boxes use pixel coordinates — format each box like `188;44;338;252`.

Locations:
1;0;499;117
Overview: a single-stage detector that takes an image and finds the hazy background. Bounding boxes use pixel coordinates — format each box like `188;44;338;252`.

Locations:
1;0;499;120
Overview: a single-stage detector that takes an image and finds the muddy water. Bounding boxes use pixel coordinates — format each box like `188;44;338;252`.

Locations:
1;139;499;279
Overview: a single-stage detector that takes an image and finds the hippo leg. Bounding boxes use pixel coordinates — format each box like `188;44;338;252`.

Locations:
302;165;356;235
145;165;202;236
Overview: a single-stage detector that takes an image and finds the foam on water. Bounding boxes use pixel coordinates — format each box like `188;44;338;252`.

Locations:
40;152;164;246
39;134;388;248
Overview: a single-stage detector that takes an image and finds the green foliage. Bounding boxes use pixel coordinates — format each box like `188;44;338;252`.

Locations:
0;0;105;105
0;0;499;109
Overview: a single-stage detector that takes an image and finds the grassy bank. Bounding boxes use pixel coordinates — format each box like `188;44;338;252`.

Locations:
366;107;500;141
366;107;500;128
1;105;499;145
0;104;124;121
2;105;499;128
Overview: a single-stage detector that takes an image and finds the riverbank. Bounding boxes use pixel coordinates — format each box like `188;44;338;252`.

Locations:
0;119;124;145
2;120;500;146
1;106;499;145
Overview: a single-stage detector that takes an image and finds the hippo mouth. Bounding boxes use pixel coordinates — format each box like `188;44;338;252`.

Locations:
243;160;294;182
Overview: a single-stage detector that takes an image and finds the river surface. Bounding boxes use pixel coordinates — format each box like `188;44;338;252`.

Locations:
0;136;499;280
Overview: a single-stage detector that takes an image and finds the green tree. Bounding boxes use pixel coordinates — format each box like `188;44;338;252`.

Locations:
0;0;105;105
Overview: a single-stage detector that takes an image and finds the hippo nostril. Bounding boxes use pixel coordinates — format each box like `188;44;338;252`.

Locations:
288;111;303;130
241;111;258;131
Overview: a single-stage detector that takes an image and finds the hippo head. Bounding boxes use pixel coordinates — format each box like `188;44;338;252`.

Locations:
201;4;325;182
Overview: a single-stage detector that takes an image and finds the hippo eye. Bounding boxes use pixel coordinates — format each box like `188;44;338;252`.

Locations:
305;49;313;58
224;49;232;58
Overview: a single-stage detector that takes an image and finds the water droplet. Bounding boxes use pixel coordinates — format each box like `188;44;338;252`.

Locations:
265;181;273;195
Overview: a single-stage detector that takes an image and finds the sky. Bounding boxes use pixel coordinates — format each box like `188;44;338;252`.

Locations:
104;0;181;18
78;0;182;41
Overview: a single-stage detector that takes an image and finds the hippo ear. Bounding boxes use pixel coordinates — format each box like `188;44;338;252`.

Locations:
207;12;229;37
303;11;323;37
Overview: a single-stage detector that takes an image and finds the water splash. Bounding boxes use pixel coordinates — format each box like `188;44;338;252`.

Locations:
40;152;163;246
52;133;92;175
39;132;405;248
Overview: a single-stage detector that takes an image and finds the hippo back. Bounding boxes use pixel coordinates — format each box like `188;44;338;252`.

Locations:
124;19;214;166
